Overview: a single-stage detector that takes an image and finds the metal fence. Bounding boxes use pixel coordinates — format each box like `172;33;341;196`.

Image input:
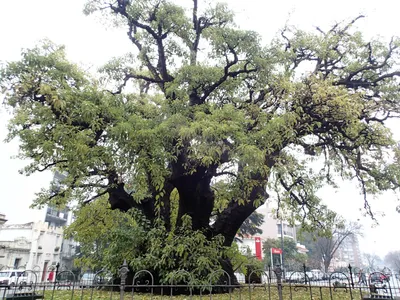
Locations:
1;262;400;299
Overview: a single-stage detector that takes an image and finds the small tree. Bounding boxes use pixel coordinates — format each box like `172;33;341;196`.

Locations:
384;251;400;272
364;253;381;271
300;217;362;272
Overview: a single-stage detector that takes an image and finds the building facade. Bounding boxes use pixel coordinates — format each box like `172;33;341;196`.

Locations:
42;171;77;269
331;235;362;269
0;172;78;273
257;204;298;241
0;214;7;227
0;221;63;280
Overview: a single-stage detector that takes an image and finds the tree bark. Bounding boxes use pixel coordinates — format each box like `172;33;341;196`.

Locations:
213;185;268;246
173;166;215;230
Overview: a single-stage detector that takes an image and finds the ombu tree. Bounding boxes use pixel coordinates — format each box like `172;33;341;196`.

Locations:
1;0;400;281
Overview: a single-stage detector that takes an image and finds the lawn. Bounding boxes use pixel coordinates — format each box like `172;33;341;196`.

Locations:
41;285;363;300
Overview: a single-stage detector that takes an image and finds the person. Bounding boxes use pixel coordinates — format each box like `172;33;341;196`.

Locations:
47;270;54;282
358;269;367;285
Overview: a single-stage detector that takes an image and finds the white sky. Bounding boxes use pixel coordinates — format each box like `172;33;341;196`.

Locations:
0;0;399;258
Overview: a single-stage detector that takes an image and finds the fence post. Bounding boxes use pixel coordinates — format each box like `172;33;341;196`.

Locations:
274;265;283;300
119;259;129;300
55;262;60;278
348;264;355;288
303;263;307;284
268;265;271;283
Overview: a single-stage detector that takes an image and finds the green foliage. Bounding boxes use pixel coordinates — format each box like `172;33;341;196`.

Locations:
237;211;265;238
262;238;305;270
66;197;230;285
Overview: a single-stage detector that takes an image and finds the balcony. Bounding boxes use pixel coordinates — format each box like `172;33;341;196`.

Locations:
45;214;68;226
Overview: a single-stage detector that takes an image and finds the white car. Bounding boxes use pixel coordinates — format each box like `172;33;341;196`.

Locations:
0;270;28;288
285;272;305;283
310;269;325;281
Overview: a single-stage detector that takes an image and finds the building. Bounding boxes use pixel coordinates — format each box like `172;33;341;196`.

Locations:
43;171;77;269
44;171;74;228
236;204;308;262
0;171;78;272
257;204;298;241
332;235;362;269
0;214;7;227
238;236;263;260
0;221;63;280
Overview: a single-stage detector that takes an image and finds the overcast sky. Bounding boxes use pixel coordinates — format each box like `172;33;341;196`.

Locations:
0;0;399;258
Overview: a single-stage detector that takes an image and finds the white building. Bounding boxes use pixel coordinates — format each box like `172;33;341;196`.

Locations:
0;214;7;227
257;204;298;241
330;235;362;270
0;221;63;280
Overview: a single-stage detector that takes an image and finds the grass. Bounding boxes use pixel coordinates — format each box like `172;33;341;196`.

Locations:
40;285;363;300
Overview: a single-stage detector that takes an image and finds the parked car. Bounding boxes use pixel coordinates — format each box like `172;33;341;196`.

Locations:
310;269;325;281
0;270;28;288
331;273;348;280
285;272;305;283
370;273;390;284
80;272;113;288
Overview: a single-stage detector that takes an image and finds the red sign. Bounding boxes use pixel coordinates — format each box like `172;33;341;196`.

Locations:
254;237;262;260
271;248;282;254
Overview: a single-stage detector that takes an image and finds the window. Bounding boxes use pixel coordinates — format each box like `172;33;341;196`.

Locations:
277;224;282;235
14;258;21;269
278;224;295;237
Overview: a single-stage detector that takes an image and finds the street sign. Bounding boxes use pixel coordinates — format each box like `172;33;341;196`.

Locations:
271;248;282;254
255;237;262;260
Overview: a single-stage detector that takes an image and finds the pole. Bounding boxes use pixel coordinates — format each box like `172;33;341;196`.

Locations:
271;248;273;269
280;219;285;273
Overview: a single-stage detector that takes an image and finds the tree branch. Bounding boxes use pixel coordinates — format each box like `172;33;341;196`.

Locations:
83;190;108;205
37;160;68;172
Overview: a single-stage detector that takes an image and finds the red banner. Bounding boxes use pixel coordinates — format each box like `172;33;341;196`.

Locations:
271;247;282;254
255;237;262;260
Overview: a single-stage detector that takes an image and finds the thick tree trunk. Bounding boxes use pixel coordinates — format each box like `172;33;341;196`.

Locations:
220;257;239;285
213;185;268;246
173;166;215;230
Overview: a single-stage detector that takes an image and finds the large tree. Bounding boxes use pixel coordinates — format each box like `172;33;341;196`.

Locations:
1;0;400;280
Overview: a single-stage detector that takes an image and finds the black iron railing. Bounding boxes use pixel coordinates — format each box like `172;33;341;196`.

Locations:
1;263;399;299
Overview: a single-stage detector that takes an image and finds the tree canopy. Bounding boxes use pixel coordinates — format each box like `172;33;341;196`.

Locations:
1;0;400;280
